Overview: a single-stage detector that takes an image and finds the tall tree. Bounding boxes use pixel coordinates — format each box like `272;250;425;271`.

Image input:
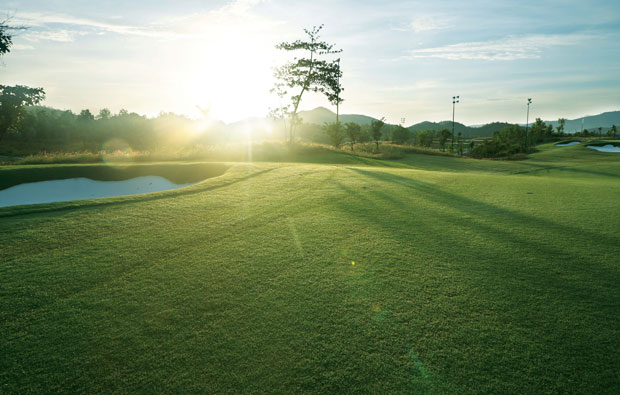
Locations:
345;122;361;151
272;25;342;144
438;128;451;151
557;118;566;135
324;122;345;149
370;117;385;152
391;125;410;145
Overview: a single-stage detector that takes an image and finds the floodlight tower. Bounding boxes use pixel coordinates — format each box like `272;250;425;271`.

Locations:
451;95;459;147
336;58;341;124
525;98;532;149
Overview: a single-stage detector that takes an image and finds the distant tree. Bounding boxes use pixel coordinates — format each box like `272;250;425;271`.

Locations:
78;109;95;122
344;122;362;150
391;125;411;145
610;124;617;139
324;122;345;148
529;118;552;146
272;25;342;144
415;129;434;148
556;118;566;135
471;124;525;158
457;131;463;155
438;128;451;151
370;117;385;152
97;108;111;120
118;108;129;117
0;85;45;142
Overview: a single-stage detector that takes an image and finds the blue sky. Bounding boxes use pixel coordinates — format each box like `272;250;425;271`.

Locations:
1;0;619;124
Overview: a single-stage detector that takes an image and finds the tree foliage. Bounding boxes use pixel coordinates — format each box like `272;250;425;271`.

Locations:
324;121;345;149
556;118;566;135
415;129;434;148
370;118;385;151
0;85;45;140
391;125;411;145
0;21;46;142
0;21;13;55
438;128;451;151
272;25;342;144
344;122;362;150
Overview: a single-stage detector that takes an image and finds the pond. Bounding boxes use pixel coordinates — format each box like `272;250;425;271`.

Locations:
586;144;620;153
0;176;197;208
556;141;581;147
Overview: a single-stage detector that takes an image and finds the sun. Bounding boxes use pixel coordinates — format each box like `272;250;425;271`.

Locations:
172;25;279;123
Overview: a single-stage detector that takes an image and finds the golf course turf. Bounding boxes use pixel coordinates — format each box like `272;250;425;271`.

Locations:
1;142;619;393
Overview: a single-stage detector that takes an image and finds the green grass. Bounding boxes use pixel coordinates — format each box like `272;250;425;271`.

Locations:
1;144;619;393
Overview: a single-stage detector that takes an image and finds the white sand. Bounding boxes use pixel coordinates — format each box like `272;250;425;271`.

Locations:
0;176;196;208
586;144;620;152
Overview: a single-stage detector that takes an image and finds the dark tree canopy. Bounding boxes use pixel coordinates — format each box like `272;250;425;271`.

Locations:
0;85;45;140
370;117;385;151
0;22;12;55
0;21;46;142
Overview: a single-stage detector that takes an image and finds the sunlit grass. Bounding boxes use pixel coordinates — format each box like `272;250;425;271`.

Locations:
1;145;619;393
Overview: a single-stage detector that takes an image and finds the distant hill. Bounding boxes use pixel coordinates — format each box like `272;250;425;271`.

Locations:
407;120;511;138
297;107;378;125
544;111;620;133
295;108;506;137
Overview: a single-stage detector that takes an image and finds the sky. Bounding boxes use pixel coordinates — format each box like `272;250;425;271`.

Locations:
1;0;619;125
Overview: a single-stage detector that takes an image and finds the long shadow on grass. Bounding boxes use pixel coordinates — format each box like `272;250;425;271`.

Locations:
511;161;620;179
0;168;275;218
334;168;620;307
347;167;620;247
331;178;620;393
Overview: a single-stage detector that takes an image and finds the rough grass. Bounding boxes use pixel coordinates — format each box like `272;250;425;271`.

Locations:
1;144;619;393
2;141;409;166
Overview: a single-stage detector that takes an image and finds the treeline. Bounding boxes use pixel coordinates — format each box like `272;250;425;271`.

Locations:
323;120;469;154
1;105;468;156
2;106;229;155
471;118;582;158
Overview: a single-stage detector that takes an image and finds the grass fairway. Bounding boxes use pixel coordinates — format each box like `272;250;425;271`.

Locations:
2;144;620;393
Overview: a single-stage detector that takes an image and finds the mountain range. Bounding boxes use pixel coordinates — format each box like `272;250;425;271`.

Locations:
293;107;620;136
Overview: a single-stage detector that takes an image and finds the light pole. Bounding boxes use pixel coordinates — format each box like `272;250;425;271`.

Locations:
451;95;459;149
336;58;341;124
525;98;532;150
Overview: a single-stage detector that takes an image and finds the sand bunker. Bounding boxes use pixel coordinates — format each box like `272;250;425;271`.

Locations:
587;144;620;153
0;176;197;208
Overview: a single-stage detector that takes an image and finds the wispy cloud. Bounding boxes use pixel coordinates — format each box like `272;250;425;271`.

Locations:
10;43;35;50
378;80;443;92
7;0;268;41
409;16;450;33
408;33;592;60
23;29;84;42
391;15;452;33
